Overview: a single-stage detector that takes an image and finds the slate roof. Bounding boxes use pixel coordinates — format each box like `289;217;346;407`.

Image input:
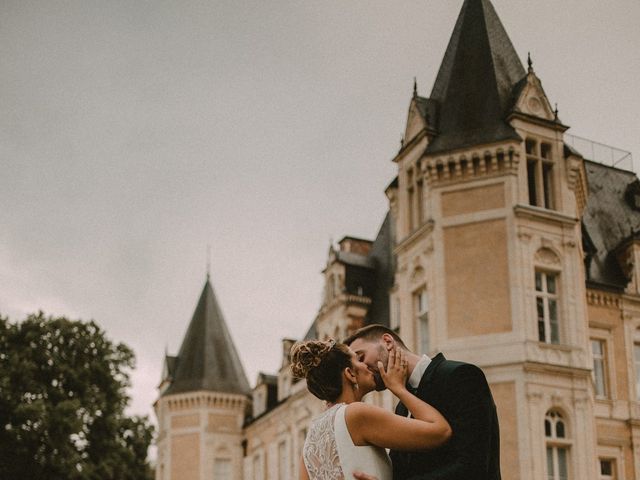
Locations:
163;278;250;396
426;0;525;154
582;160;640;290
335;251;376;269
364;211;395;328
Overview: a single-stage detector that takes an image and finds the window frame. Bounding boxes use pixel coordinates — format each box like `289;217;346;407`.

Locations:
277;438;290;480
535;270;561;344
544;410;571;480
213;457;232;480
599;458;616;480
591;337;609;399
634;341;640;400
526;137;556;210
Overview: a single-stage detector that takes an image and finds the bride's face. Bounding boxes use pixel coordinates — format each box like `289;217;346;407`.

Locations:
349;338;388;391
348;348;376;394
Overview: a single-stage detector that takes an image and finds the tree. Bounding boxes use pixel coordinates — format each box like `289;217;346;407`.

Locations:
0;312;154;480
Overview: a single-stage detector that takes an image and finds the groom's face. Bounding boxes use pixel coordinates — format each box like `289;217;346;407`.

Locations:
349;338;389;391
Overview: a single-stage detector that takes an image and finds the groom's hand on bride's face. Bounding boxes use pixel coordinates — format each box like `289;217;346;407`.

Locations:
352;471;378;480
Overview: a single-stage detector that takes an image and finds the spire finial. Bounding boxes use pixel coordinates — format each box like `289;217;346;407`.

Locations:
206;244;211;280
400;135;405;148
413;77;418;97
527;52;533;73
554;103;559;120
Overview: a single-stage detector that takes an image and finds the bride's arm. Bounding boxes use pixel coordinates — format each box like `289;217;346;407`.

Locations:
345;349;451;451
299;456;310;480
383;349;449;429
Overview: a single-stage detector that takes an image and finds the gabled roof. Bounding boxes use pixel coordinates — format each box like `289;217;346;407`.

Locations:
582;161;640;290
163;278;250;396
426;0;525;154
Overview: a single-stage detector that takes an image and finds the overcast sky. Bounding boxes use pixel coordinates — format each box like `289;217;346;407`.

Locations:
2;0;639;422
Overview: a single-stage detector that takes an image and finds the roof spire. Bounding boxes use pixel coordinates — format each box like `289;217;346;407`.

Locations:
426;0;525;154
554;103;559;120
206;244;211;280
527;52;533;73
413;77;418;97
164;278;250;396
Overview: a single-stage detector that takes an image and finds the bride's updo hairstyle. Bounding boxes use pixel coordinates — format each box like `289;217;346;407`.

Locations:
290;339;352;403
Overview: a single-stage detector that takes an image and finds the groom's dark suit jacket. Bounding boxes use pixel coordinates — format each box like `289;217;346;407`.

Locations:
390;353;501;480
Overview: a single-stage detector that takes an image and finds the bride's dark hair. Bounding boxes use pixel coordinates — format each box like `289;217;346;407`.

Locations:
290;339;352;402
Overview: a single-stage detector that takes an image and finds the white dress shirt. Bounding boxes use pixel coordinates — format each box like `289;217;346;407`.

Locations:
408;354;431;389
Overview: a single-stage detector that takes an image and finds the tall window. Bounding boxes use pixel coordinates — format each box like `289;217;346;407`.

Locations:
635;343;640;399
599;459;616;480
526;138;555;209
416;178;424;224
278;441;289;480
407;168;415;232
213;458;232;480
545;410;570;480
536;271;559;344
253;454;263;480
414;289;429;354
591;339;608;398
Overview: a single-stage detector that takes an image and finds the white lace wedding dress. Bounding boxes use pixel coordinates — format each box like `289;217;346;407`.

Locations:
303;403;392;480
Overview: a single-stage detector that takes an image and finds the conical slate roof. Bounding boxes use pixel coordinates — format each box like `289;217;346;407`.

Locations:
163;278;250;396
426;0;526;154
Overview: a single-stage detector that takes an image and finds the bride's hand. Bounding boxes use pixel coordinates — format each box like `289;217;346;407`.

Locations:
352;472;378;480
378;347;408;394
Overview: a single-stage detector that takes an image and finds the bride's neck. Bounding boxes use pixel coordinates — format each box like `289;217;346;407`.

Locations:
333;383;362;405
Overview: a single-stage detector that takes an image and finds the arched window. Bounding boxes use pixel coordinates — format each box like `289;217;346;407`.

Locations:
545;410;570;480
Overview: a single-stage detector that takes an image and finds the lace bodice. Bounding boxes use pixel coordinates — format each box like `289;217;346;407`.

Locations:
303;404;344;480
303;403;392;480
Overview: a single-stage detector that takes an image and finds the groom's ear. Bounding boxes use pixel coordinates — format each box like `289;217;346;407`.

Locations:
381;333;395;351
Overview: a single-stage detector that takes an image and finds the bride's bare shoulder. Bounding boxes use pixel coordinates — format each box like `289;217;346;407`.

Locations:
345;402;389;423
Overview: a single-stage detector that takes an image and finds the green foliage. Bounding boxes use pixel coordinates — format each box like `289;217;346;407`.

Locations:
0;313;154;480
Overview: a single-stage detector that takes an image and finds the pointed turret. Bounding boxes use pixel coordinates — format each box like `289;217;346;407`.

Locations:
426;0;526;154
163;278;250;396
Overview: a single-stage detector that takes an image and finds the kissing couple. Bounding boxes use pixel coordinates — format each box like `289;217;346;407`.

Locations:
291;324;500;480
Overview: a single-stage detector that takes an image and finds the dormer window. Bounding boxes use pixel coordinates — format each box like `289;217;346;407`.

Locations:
526;138;555;209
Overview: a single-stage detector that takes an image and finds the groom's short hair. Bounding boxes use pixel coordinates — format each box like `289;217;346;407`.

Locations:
343;324;408;349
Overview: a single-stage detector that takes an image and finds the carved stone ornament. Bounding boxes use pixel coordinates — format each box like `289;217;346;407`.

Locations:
411;266;425;284
527;96;542;113
535;247;561;266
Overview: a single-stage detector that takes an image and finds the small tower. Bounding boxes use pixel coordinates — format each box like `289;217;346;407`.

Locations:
154;278;250;480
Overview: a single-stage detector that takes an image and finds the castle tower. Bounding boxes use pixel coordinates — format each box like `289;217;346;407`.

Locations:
389;1;596;478
154;278;250;480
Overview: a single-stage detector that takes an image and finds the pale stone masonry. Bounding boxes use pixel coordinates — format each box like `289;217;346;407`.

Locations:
154;1;640;479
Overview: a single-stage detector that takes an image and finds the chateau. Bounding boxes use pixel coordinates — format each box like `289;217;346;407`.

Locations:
153;1;640;479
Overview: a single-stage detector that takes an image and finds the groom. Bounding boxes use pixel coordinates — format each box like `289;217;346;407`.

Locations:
344;324;501;480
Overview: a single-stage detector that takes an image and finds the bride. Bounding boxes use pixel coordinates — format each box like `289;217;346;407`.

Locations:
291;339;451;480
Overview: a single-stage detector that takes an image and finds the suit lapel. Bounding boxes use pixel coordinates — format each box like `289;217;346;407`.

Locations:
395;353;446;416
418;352;446;392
